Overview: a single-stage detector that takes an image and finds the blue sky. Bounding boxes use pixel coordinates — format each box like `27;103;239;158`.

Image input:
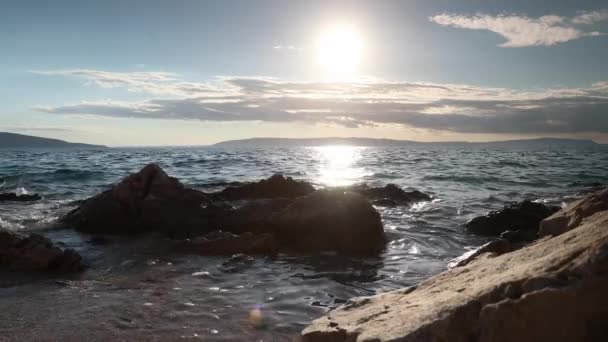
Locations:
1;0;607;145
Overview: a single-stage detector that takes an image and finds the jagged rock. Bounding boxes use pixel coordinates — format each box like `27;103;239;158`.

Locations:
0;229;84;272
185;231;278;255
540;187;608;237
0;193;41;202
270;189;385;254
212;174;315;200
448;239;512;268
302;206;608;341
62;165;386;254
62;164;211;235
344;184;431;206
465;200;559;236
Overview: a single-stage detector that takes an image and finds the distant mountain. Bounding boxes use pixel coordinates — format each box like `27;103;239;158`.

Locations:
213;137;601;148
0;132;107;149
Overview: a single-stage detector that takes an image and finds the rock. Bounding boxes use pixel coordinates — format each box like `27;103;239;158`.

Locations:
0;192;41;202
302;209;608;342
0;229;84;272
212;174;315;200
540;187;608;237
185;231;278;255
62;165;386;254
500;229;537;243
270;189;385;254
465;200;559;236
344;184;431;206
448;239;512;268
62;164;212;235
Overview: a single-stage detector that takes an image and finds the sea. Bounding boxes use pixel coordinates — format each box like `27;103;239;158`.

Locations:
1;144;607;341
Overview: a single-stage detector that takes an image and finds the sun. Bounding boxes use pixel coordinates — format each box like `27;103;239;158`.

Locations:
316;26;363;75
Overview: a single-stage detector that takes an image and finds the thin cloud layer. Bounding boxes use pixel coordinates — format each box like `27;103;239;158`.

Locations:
430;11;607;47
34;70;608;135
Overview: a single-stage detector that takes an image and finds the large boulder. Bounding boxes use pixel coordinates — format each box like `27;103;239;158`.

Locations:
0;193;41;202
465;200;559;236
540;187;608;237
302;205;608;341
63;164;211;235
0;229;84;272
345;184;431;206
270;190;385;254
212;174;315;200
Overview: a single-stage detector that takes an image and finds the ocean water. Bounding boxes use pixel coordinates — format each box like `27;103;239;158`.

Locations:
1;145;607;340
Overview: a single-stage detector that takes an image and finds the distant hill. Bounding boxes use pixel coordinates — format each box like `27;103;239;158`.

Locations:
0;132;106;149
214;137;601;148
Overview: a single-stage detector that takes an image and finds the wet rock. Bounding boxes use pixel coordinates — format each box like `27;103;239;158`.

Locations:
448;239;512;268
540;187;608;237
0;192;41;202
0;229;84;272
500;229;537;243
465;200;559;236
270;189;385;254
186;231;278;255
62;163;212;236
344;184;431;206
219;253;255;273
212;174;315;200
302;205;608;342
62;165;386;254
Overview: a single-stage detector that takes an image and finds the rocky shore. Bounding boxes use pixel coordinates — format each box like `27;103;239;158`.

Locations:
3;163;607;341
301;188;608;341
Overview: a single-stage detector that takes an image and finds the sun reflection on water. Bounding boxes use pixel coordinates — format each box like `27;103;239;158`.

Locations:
312;145;368;186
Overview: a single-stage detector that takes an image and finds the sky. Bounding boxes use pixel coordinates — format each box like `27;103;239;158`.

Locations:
1;0;608;146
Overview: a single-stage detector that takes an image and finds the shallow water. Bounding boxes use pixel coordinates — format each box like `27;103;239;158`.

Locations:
1;145;607;340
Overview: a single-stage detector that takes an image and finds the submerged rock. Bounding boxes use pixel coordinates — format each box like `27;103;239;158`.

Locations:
271;189;385;254
212;174;315;200
465;200;559;236
185;231;278;255
344;184;431;206
540;187;608;237
62;163;211;235
0;192;41;202
0;229;84;272
302;192;608;341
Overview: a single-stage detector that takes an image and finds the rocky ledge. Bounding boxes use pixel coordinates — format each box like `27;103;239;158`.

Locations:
0;229;84;273
62;164;428;255
301;188;608;341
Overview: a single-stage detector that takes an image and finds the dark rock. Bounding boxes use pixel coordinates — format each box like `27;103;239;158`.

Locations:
270;189;385;254
62;165;386;254
219;253;255;273
499;229;537;244
0;193;42;202
185;231;278;255
212;174;315;200
62;163;212;236
0;229;84;272
345;184;431;206
465;200;559;236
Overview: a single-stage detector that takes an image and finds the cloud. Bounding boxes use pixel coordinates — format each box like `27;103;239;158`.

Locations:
572;10;608;25
430;12;606;47
34;69;608;135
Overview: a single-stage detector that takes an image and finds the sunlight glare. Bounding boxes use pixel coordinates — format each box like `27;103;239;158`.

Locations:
316;26;363;75
314;145;367;186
